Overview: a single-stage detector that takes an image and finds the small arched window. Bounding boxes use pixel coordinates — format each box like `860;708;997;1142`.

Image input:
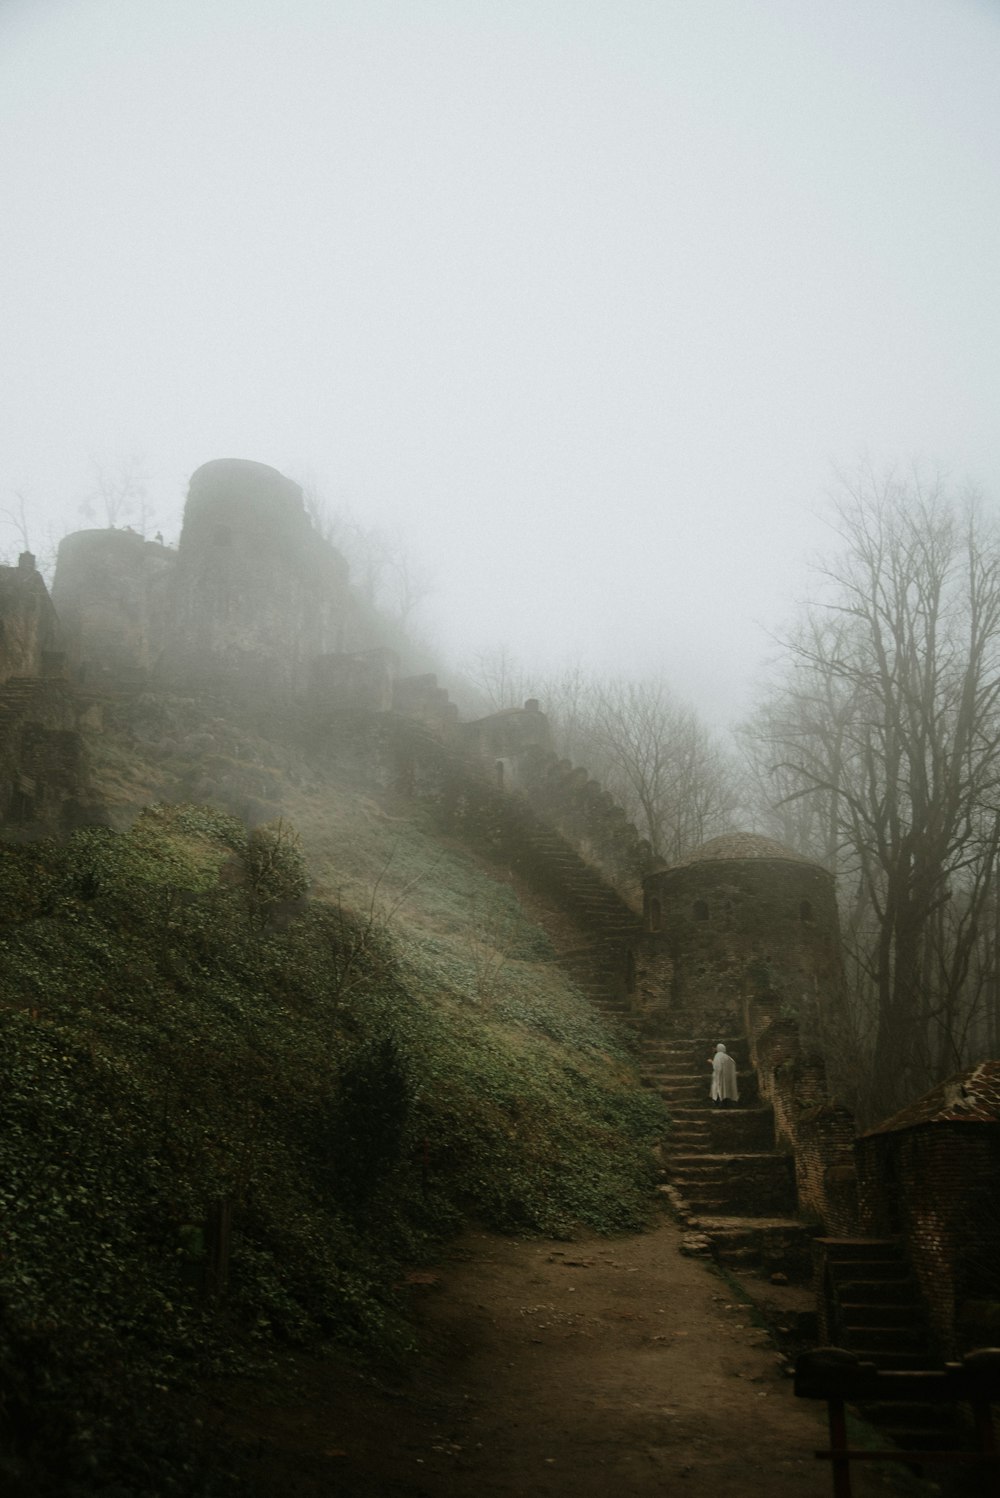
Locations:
693;899;709;922
799;900;813;923
648;898;662;932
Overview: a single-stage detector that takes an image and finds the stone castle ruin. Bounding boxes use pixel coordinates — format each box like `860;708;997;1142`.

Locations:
51;459;350;695
1;455;995;1376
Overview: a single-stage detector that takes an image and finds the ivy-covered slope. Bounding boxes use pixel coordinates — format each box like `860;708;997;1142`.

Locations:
0;786;666;1495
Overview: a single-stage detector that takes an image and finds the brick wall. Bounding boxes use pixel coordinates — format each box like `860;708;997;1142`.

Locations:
856;1125;1000;1357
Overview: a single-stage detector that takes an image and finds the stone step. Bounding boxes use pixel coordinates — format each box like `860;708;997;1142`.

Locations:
817;1237;903;1260
832;1279;919;1305
838;1325;926;1353
669;1166;727;1185
839;1302;916;1328
686;1215;815;1277
669;1155;796;1216
845;1350;936;1372
666;1108;776;1153
828;1258;912;1282
650;1086;747;1100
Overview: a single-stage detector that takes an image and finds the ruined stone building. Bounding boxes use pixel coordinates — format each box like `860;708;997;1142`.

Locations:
640;832;843;1038
52;459;351;696
0;552;59;684
1;454;996;1364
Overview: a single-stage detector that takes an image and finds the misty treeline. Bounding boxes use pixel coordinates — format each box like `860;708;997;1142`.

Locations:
466;646;740;866
740;469;1000;1123
303;486;434;635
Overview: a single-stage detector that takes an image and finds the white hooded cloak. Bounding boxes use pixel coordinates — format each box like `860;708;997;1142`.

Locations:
710;1043;739;1102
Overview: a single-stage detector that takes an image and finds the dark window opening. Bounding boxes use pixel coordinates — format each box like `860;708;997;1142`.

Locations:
625;949;637;995
495;759;505;790
693;899;709;922
649;897;662;932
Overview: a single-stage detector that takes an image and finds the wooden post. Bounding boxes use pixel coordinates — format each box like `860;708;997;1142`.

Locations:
827;1396;852;1498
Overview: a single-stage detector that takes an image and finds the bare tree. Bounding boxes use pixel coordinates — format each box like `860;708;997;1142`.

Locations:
81;455;151;531
0;490;61;579
302;487;434;630
579;678;738;860
741;468;1000;1118
0;489;34;556
464;644;534;713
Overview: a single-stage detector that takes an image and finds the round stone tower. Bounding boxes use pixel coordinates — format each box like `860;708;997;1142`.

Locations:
642;833;843;1029
163;459;349;695
52;528;174;686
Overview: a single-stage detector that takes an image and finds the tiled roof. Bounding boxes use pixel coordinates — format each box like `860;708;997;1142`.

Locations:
863;1061;1000;1135
668;832;815;868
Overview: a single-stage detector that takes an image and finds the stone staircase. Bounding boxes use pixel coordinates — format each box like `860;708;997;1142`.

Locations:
396;719;644;959
820;1237;935;1370
390;720;965;1462
554;943;639;1025
817;1237;951;1455
396;722;646;1019
644;1024;814;1278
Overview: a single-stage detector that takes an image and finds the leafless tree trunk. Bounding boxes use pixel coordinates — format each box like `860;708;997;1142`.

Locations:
82;455;150;531
740;468;1000;1120
540;671;738;861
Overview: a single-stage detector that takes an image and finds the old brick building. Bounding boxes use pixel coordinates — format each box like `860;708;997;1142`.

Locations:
855;1060;1000;1357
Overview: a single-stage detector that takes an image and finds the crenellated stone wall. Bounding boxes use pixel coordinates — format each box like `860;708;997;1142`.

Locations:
514;741;654;912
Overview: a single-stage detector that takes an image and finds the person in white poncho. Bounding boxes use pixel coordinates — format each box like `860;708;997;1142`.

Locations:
709;1042;739;1106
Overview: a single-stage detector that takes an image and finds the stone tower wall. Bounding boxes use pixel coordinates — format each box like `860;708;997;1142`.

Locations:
162;459;349;695
52;529;174;684
643;854;842;1027
0;556;60;685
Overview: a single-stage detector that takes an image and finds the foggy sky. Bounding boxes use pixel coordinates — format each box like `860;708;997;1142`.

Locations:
2;0;999;726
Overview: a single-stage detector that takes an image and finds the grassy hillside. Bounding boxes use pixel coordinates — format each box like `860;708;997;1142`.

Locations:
0;715;667;1495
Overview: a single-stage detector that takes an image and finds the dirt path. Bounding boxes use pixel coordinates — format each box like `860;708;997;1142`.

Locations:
214;1214;928;1497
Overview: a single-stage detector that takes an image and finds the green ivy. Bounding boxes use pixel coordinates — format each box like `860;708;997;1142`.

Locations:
0;803;667;1494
